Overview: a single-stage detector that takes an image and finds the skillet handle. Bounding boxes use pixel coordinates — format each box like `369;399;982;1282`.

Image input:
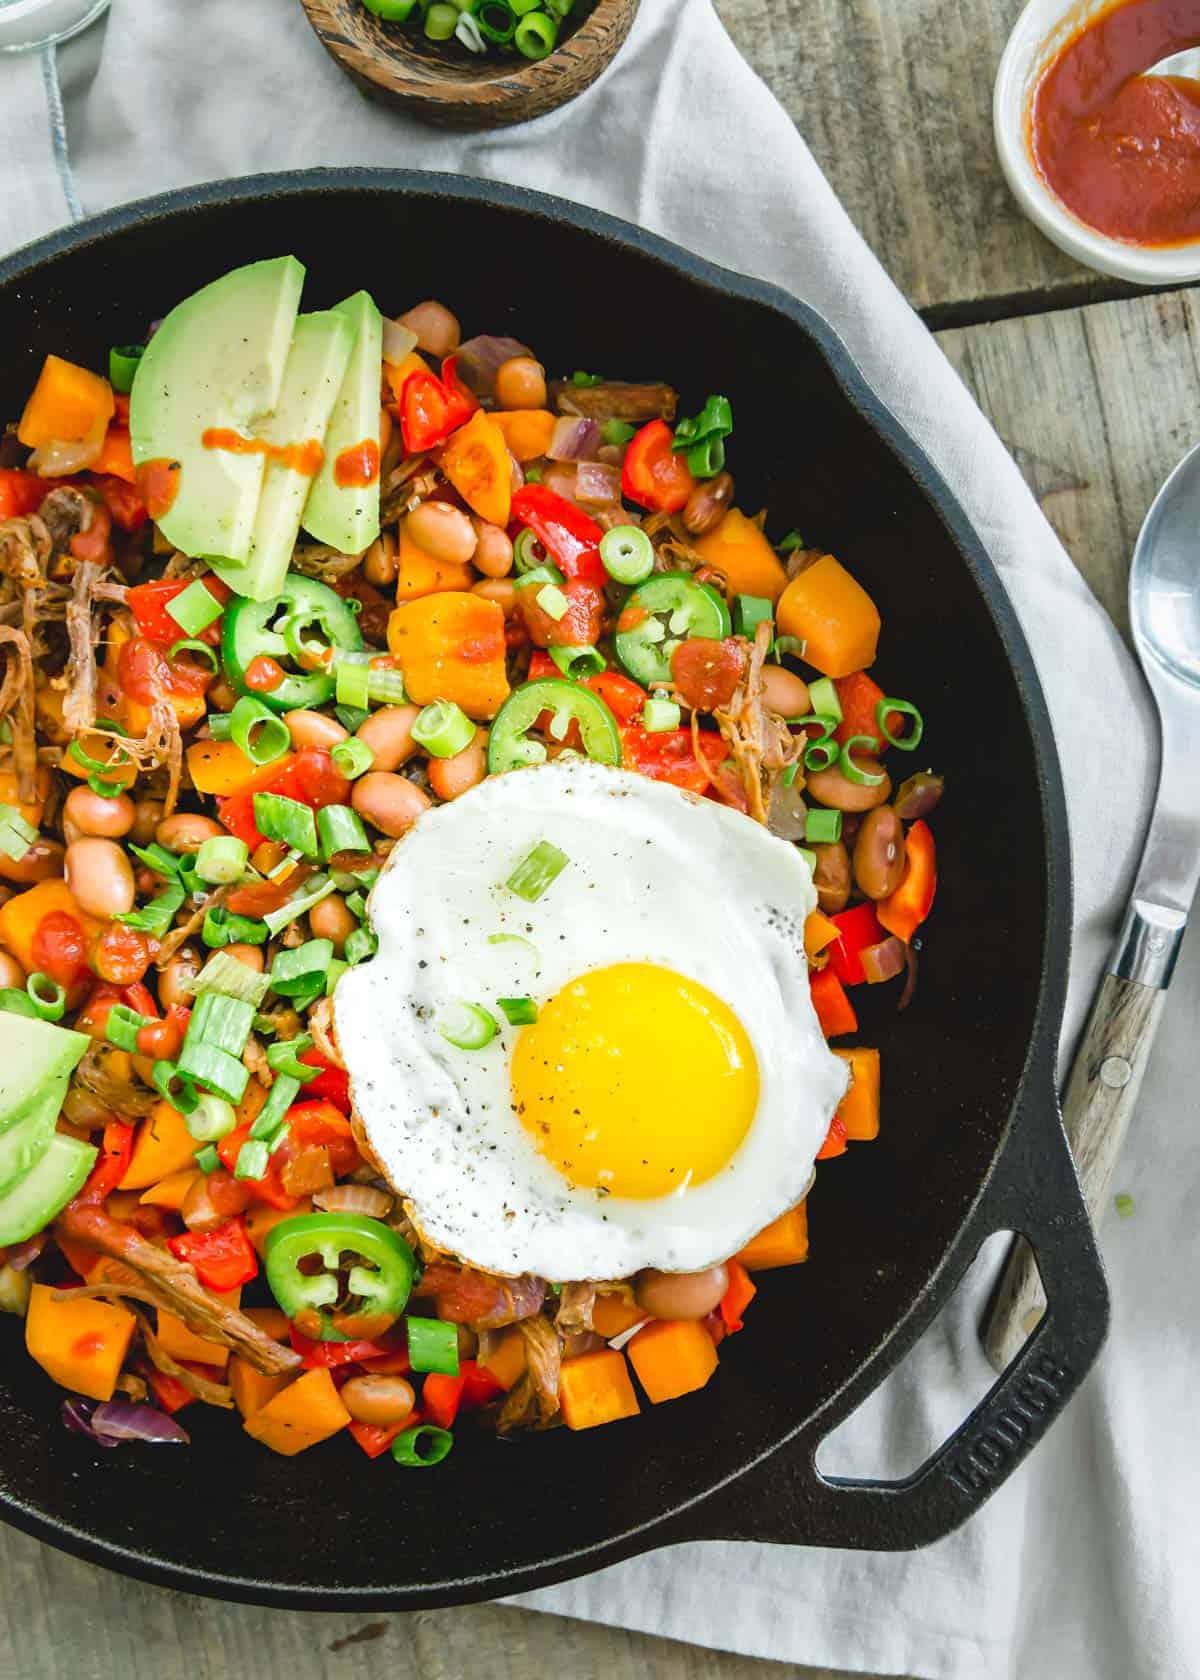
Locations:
670;1081;1109;1551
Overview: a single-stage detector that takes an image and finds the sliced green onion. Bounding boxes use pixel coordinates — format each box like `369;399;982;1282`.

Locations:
601;419;636;447
105;1003;148;1053
317;804;370;860
642;697;681;733
165;579;223;637
781;761;801;787
188;991;255;1057
194;1144;220;1174
330;737;373;780
195;835;250;886
513;564;566;597
230;696;290;767
280;608;336;672
108;344;144;393
366;666;407;706
513;529;548;574
673;394;732;451
412;700;476;759
424;0;458;37
497;996;538;1025
253;793;319;859
267;849;302;881
807;677;842;723
335;656;371;711
506;840;568;902
514;13;557;60
87;775;127;800
344;890;367;921
476;0;516;41
202;906;269;949
234;1138;271;1181
207;712;233;742
405;1315;460;1375
1115;1192;1135;1218
0;988;37;1018
731;595;773;640
837;736;887;786
335;704;370;733
270;940;334;998
685;436;725;478
391;1424;454;1468
571;370;602;389
599;524;654;586
523;464;542;483
344;926;378;966
792;715;840;774
805;807;842;844
26;973;65;1022
875;697;924;751
167;637;220;673
263;876;336;937
325;958;349;995
0;804;37;845
266;1034;314;1080
176;1039;249;1105
455;9;487;50
68;719;132;776
535;583;569;622
796;846;817;870
117;880;186;938
131;841;182;878
187;949;272;1007
249;1073;301;1142
778;530;804;553
0;825;35;861
548;645;606;680
488;932;540;959
437;1001;498;1051
185;1093;237;1144
151;1060;199;1115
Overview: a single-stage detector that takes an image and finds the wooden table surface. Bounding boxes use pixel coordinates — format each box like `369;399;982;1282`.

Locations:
7;2;1190;1675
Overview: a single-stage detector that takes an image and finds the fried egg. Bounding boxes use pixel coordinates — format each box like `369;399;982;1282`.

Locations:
334;758;848;1279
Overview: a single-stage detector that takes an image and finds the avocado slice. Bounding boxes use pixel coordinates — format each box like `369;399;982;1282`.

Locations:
130;255;304;566
209;309;353;603
0;1074;68;1198
301;290;384;555
0;1014;88;1134
0;1132;97;1246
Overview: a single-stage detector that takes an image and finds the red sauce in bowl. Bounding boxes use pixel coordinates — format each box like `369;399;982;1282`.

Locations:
1032;0;1200;246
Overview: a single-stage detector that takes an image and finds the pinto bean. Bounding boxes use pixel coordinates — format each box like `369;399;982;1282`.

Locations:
62;785;135;839
853;805;907;899
284;709;348;751
156;812;224;853
635;1265;729;1320
351;773;431;838
355;705;420;771
0;949;25;989
494;357;547;411
759;664;810;719
472;522;514;579
681;470;734;537
427;730;486;802
158;945;203;1010
64;838;135;919
472;578;518;616
805;760;892;812
810;841;851;913
339;1374;416;1427
130;799;164;846
363;530;398;588
406;501;477;566
308;894;357;950
0;836;64;885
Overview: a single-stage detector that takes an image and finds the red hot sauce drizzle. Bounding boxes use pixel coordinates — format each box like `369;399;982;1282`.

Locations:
1032;0;1200;246
201;428;324;477
333;439;381;489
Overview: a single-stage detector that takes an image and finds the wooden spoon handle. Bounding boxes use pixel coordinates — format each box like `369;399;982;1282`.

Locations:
983;971;1166;1372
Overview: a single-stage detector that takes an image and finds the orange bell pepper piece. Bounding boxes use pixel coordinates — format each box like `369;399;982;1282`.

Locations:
809;965;858;1038
439;409;512;527
877;819;937;942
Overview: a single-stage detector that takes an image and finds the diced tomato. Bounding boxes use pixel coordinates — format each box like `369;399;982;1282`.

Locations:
459;1359;504;1409
809;967;858;1039
89;471;145;529
88;923;152;986
126;577;229;647
348;1419;409;1459
217;749;349;851
421;1370;466;1429
670;637;747;711
166;1217;258;1293
832;671;904;748
517;576;605;650
621;419;695;513
298;1049;351;1114
826;903;886;988
122;980;159;1019
217;1123;299;1212
290;1327;400;1368
284;1099;360;1177
57;1236;102;1280
244;656;285;693
32;910;88;989
620;725;735;798
0;469;50;520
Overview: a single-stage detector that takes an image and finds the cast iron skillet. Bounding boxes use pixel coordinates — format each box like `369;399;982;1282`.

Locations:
0;171;1106;1607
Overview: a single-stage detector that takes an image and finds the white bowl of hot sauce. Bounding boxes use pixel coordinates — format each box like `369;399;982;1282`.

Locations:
995;0;1200;283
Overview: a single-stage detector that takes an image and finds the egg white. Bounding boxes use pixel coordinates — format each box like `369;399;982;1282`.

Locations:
334;758;849;1279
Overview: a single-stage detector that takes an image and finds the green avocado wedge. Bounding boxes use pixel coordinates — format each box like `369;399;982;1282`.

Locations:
0;1132;96;1246
210;309;354;603
130;255;304;567
0;1075;68;1198
0;1014;89;1133
301;290;384;556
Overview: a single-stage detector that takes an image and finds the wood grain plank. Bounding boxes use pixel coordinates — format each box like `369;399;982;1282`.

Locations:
938;285;1200;635
713;0;1090;312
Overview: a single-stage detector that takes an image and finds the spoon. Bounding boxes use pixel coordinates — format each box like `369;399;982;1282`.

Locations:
984;441;1200;1371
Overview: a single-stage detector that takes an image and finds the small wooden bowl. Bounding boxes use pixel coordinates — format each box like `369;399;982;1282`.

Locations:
299;0;639;130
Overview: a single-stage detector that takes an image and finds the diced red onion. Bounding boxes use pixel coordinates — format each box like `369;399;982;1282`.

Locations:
312;1183;393;1218
575;461;622;508
28;434;104;477
596;444;624;467
455;335;533;398
5;1232;46;1271
540;463;579;503
90;1400;190;1445
147;318;163;340
861;936;906;984
594;505;639;532
61;1397;120;1447
898;941;919;1011
893;772;945;821
509;451;525;493
547;417;601;462
382;316;418;366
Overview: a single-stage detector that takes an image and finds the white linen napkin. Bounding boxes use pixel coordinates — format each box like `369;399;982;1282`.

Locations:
5;3;1198;1675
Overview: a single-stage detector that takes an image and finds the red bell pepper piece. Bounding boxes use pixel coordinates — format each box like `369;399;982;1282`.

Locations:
289;1327;400;1368
809;966;859;1039
510;484;607;586
421;1370;466;1430
826;903;886;987
718;1260;757;1334
299;1048;351;1114
217;748;350;850
217;1122;299;1211
816;1111;849;1159
0;469;51;520
144;1365;197;1415
458;1359;504;1408
167;1217;258;1293
57;1235;102;1280
127;576;229;646
348;1419;411;1459
77;1120;134;1205
877;820;937;942
620;724;729;795
621;419;695;514
399;358;478;453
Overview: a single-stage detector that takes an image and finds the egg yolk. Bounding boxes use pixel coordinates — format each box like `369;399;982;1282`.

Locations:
510;962;758;1199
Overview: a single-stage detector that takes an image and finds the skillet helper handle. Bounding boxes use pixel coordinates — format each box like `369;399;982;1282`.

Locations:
671;1075;1108;1551
982;895;1183;1373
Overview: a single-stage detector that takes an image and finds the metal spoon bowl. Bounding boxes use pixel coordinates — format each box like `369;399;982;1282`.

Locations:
1131;439;1200;692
